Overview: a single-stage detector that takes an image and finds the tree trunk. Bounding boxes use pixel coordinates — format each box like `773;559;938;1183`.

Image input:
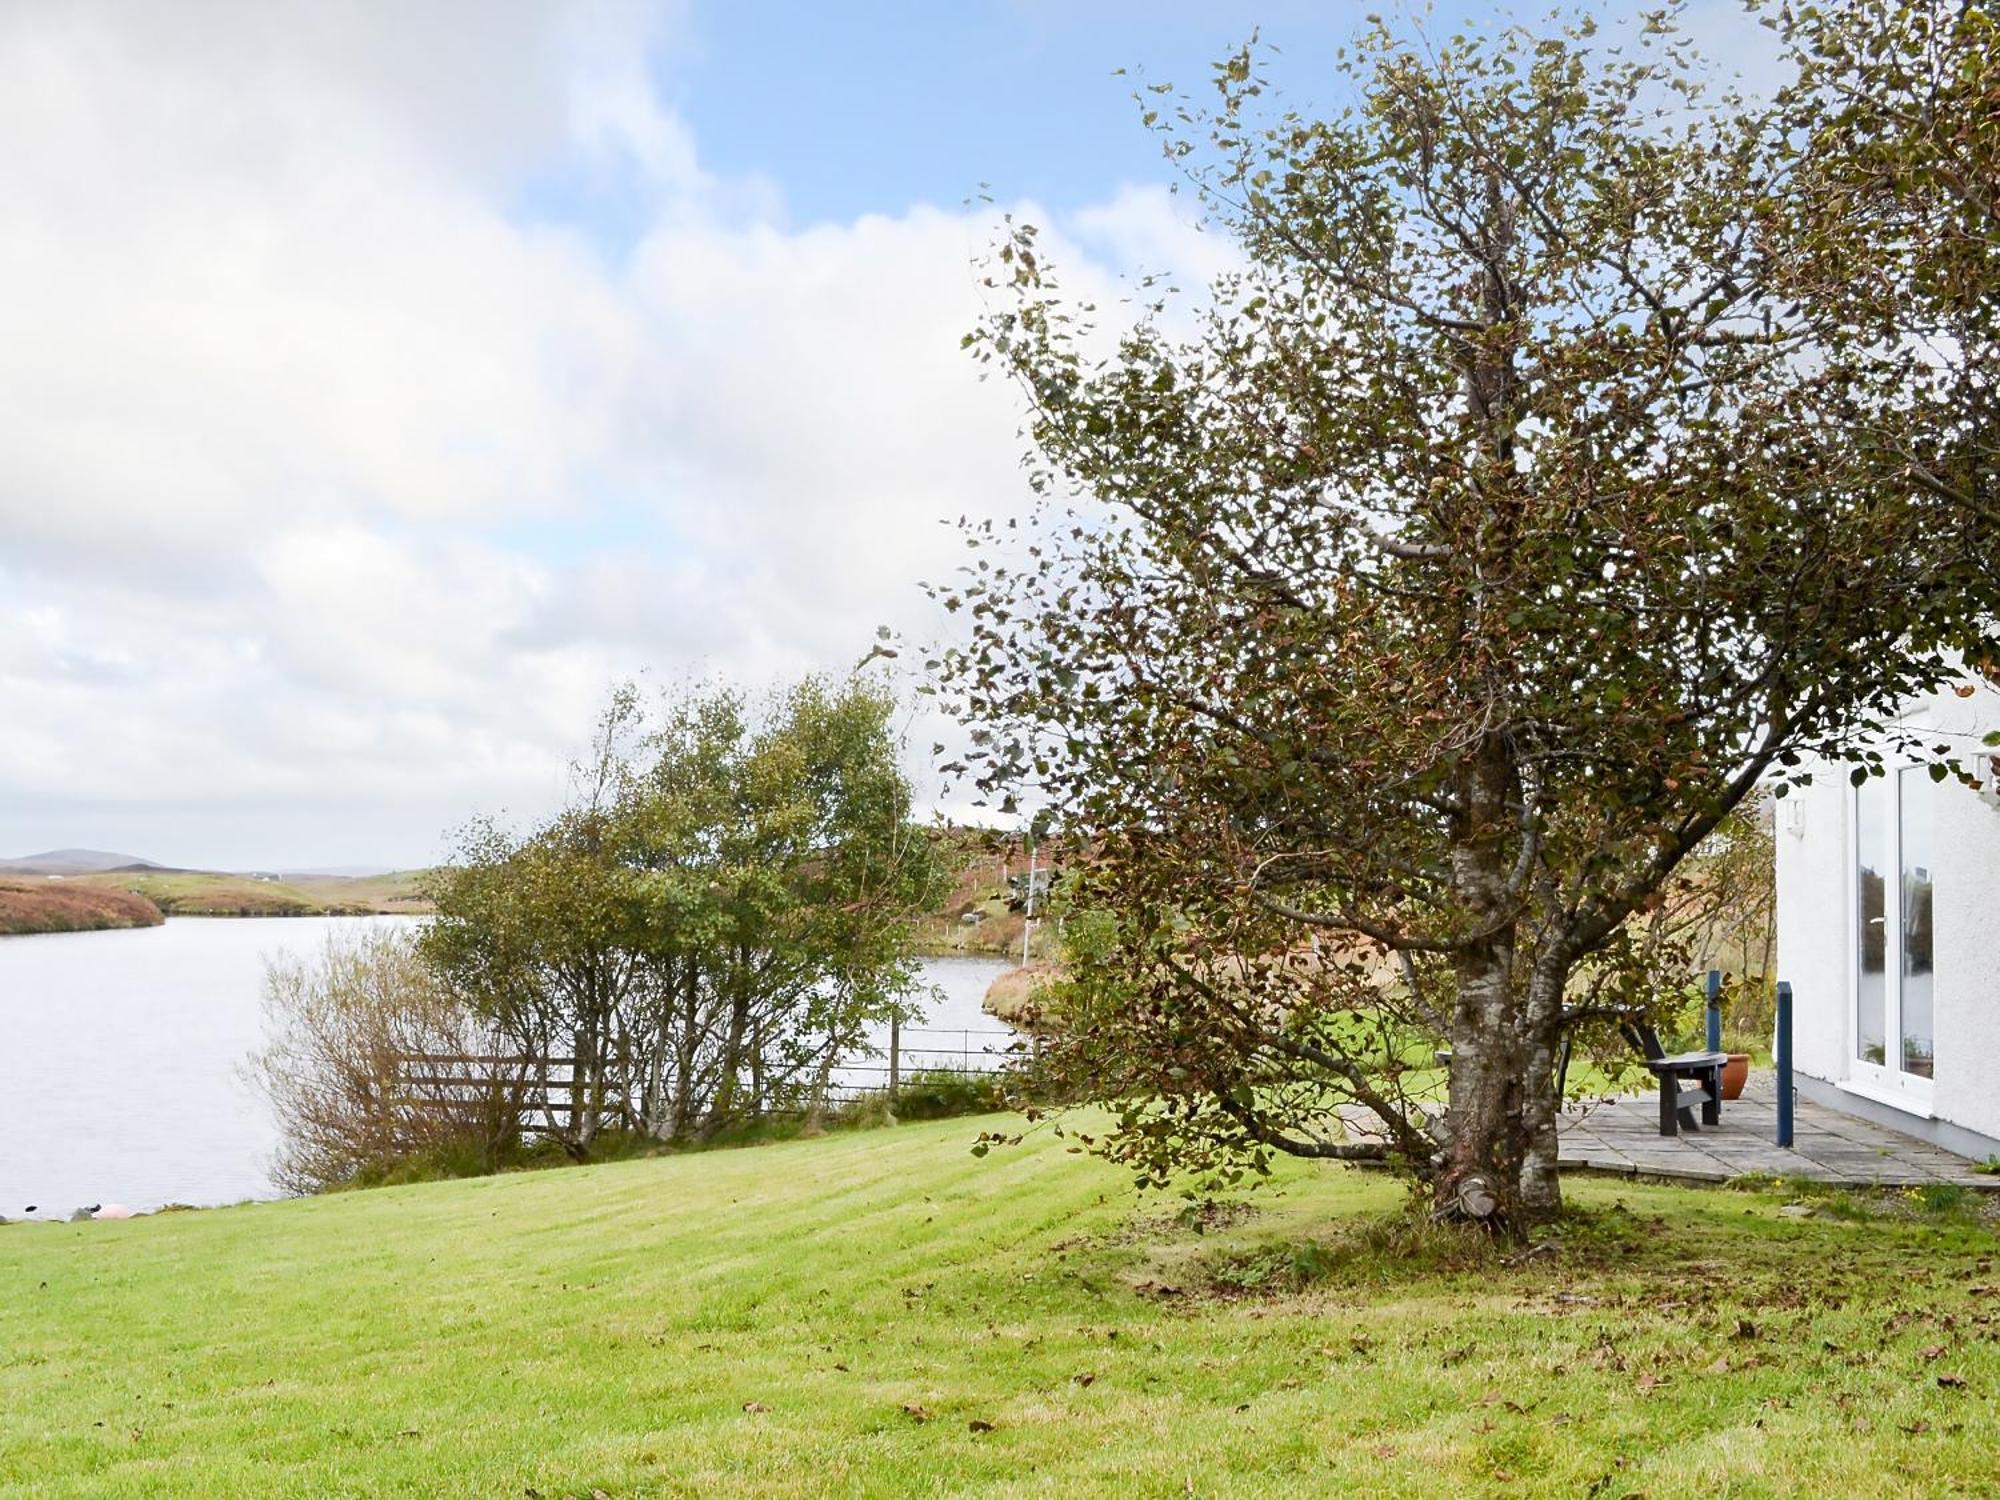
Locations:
804;1046;837;1134
700;953;752;1142
571;1016;601;1154
1517;952;1572;1221
1439;944;1525;1228
1435;734;1536;1232
668;960;703;1140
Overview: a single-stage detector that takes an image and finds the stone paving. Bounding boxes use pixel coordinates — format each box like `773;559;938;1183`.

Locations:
1558;1075;1999;1189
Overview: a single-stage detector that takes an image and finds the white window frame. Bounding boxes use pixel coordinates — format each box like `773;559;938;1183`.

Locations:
1844;764;1937;1117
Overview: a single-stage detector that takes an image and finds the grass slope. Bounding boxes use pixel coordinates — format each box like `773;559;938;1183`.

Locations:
0;881;163;935
3;1120;1998;1497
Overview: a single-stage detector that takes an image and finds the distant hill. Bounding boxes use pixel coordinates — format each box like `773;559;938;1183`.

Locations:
0;848;431;918
0;849;163;876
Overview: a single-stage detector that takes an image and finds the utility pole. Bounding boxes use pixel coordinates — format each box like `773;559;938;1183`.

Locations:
1021;834;1036;967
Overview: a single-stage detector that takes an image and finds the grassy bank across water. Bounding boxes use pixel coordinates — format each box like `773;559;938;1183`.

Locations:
4;1116;1999;1496
0;881;162;936
69;869;431;919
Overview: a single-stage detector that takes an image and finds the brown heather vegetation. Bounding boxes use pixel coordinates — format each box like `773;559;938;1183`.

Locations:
0;880;163;935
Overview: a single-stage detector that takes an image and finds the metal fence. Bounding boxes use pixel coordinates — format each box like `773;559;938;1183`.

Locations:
823;1023;1026;1105
389;1023;1027;1130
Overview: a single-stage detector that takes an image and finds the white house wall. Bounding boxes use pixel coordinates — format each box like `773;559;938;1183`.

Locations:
1775;680;2000;1153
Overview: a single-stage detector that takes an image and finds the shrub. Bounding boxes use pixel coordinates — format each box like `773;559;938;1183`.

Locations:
246;928;528;1193
887;1068;1011;1121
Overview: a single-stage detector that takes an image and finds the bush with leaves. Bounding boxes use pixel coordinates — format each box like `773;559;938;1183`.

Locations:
247;928;527;1193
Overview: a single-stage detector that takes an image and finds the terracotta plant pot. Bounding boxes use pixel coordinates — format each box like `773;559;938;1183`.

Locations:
1721;1053;1751;1101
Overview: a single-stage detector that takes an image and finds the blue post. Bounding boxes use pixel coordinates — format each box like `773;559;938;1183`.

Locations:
1775;980;1795;1148
1705;968;1723;1053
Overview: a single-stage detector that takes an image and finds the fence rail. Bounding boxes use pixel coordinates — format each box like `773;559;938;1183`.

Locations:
386;1023;1027;1135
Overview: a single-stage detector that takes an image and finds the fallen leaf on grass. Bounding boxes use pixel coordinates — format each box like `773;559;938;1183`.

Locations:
1901;1420;1931;1435
742;1402;769;1414
1371;1444;1397;1459
1705;1356;1730;1375
1635;1373;1668;1394
1919;1344;1946;1361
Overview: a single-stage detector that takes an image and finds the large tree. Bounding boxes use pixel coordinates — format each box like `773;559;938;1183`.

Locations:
939;13;1999;1229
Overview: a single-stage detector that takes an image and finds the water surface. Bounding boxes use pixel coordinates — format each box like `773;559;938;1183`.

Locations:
0;917;1012;1215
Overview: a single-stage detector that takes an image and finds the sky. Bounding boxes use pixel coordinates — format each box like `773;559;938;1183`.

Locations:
0;0;1777;871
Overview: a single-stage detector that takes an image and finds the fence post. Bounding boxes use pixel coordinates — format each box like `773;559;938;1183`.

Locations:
1705;968;1723;1053
1775;980;1794;1148
888;1013;900;1101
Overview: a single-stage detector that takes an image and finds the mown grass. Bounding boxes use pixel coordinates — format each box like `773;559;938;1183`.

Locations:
3;1117;1997;1497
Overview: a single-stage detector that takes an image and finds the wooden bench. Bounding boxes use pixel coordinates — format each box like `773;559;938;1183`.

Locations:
1436;1022;1722;1139
1620;1021;1727;1137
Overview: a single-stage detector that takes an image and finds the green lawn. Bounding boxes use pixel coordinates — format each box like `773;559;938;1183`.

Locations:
3;1119;1997;1498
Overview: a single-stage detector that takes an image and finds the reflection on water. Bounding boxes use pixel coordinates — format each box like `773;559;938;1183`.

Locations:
0;917;1014;1214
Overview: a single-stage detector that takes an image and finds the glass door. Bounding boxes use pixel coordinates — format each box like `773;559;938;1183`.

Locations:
1851;767;1938;1109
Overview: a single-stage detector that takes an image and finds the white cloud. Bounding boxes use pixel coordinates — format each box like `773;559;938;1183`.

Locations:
0;0;1175;866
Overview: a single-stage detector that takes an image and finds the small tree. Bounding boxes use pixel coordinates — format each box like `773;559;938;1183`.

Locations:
423;676;945;1151
421;689;661;1152
247;928;524;1192
940;14;1999;1229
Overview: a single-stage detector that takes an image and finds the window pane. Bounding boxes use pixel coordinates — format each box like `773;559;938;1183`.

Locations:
1856;776;1888;1067
1900;769;1935;1078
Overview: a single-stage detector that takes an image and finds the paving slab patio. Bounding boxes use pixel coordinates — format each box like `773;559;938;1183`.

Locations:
1558;1075;1999;1188
1339;1075;1997;1188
